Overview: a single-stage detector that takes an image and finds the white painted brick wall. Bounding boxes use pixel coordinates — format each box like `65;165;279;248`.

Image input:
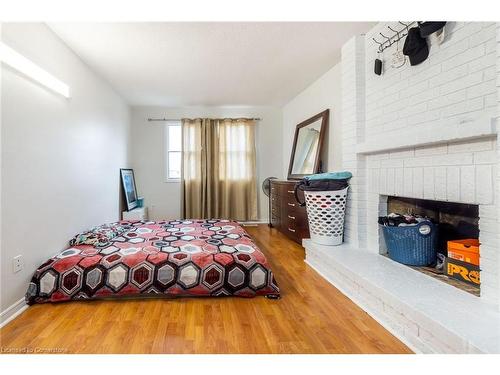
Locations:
363;22;497;147
341;36;368;248
363;138;498;304
491;22;500;309
365;141;497;201
340;22;500;306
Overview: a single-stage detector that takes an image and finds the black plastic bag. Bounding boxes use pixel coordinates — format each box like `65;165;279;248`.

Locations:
294;178;349;206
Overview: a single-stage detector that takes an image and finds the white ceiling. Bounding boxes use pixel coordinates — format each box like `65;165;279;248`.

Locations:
49;22;375;106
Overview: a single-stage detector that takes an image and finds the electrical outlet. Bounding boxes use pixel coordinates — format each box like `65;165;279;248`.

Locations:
13;255;23;273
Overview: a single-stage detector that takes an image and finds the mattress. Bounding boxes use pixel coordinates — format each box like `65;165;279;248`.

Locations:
25;220;280;304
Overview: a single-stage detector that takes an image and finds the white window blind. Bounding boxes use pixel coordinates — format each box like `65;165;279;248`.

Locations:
164;121;182;182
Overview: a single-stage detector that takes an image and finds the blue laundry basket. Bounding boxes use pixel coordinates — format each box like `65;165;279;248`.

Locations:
382;221;438;266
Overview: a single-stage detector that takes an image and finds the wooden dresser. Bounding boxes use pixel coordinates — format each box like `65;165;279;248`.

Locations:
269;179;310;245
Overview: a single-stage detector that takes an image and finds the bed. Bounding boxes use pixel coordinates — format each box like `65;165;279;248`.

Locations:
25;219;280;304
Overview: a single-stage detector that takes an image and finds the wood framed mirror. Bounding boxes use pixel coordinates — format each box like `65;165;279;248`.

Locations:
287;109;328;180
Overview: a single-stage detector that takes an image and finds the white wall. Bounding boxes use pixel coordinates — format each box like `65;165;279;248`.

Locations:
496;23;500;308
1;23;130;314
0;23;4;319
130;106;282;222
282;63;342;176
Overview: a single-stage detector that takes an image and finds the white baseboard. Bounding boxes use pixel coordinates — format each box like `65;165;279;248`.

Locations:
0;297;28;328
240;220;268;226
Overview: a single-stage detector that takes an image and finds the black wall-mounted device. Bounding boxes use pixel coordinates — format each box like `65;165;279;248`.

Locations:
374;59;382;75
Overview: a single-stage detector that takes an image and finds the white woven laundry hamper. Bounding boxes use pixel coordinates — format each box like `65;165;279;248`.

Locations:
304;187;349;246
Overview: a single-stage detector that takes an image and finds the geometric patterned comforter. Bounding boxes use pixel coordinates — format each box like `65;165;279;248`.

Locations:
26;220;280;305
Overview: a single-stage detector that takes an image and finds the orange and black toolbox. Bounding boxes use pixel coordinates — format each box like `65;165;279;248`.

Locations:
447;239;480;266
444;239;480;287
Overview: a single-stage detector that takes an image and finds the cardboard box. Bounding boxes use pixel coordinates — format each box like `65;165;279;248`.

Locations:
444;257;480;287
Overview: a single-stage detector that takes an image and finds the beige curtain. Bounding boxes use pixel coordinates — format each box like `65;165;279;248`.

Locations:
181;118;257;221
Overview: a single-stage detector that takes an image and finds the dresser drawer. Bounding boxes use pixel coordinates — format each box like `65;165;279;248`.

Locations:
270;195;280;208
285;215;298;232
271;201;280;217
287;214;309;241
286;208;308;226
270;183;280;196
283;199;306;216
283;185;296;196
284;210;300;223
275;182;292;196
283;200;299;212
283;223;300;242
282;186;305;204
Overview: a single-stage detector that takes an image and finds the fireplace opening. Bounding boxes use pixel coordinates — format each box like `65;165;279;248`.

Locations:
387;196;479;253
380;196;480;296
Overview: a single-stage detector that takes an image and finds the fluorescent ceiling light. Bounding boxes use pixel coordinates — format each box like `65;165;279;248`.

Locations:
0;42;70;98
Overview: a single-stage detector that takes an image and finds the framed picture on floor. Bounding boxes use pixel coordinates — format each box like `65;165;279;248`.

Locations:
120;168;138;211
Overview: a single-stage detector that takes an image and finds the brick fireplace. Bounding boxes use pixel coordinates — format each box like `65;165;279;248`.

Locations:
304;22;500;353
366;138;497;300
344;21;499;306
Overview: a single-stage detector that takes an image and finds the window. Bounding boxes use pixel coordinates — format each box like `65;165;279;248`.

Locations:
219;121;255;181
164;121;182;182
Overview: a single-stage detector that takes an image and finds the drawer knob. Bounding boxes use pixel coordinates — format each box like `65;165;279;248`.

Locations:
287;190;294;193
288;228;296;233
288;215;295;220
287;203;295;207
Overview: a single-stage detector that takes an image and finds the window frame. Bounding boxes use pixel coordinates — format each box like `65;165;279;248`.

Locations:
163;121;182;183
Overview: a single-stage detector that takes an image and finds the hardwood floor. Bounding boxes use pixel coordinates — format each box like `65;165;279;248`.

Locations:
0;225;411;354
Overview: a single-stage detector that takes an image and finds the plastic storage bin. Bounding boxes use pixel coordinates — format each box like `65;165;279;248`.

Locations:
382;221;438;266
447;239;480;265
304;187;348;246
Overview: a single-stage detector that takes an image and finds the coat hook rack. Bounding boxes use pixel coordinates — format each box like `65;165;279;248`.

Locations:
380;32;391;45
372;21;417;53
372;37;383;52
399;21;411;31
387;26;399;38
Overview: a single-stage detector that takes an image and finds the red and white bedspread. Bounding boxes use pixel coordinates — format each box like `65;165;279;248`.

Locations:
26;220;280;304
